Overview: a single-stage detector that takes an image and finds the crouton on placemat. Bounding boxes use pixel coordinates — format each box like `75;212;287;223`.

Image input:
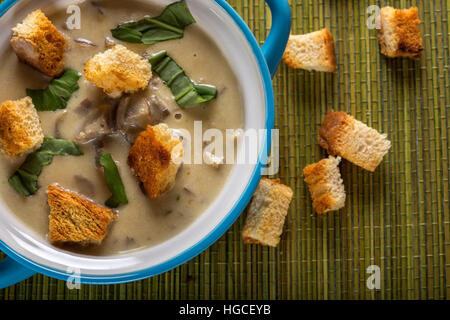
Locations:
242;178;293;247
319;110;391;172
283;29;337;72
303;156;346;214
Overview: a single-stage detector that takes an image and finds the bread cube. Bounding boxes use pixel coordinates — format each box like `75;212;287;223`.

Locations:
242;178;293;247
0;97;44;157
127;124;183;199
377;7;423;59
319;110;391;172
283;29;337;72
47;184;117;244
83;45;152;98
11;9;67;77
303;156;346;214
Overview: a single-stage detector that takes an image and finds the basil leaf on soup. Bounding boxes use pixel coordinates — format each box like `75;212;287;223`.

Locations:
8;138;83;196
142;28;182;44
111;0;196;44
149;51;217;108
99;152;128;209
111;26;143;43
26;69;81;111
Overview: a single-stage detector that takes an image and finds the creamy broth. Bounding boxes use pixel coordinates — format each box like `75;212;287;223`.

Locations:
0;0;244;255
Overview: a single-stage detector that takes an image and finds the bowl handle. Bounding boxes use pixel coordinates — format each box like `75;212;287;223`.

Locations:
0;256;36;289
261;0;291;77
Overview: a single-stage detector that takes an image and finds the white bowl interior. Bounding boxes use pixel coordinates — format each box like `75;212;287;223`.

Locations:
0;0;266;276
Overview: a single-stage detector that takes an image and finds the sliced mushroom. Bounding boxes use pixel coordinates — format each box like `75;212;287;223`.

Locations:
116;94;170;144
106;98;120;131
75;99;119;144
126;97;152;127
74;99;93;115
148;95;170;124
74;38;97;47
75;109;112;144
73;175;95;198
75;91;170;147
115;96;139;143
115;95;132;133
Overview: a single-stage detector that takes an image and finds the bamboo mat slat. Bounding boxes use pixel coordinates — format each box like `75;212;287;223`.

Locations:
1;0;449;300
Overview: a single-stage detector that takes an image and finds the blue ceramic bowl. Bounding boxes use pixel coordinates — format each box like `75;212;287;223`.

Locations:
0;0;291;288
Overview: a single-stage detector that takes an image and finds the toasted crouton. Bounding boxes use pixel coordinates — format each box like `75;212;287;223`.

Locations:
0;97;44;157
377;7;423;59
10;9;67;77
128;124;183;199
283;29;337;72
319;110;391;172
83;45;152;98
242;178;293;247
47;184;117;244
303;156;346;214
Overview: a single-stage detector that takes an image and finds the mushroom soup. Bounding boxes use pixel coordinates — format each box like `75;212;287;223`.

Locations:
0;0;244;255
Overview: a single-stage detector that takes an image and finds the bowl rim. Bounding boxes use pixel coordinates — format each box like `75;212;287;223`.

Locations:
0;0;275;284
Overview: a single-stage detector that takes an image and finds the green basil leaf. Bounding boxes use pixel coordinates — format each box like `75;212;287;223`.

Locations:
156;0;196;28
176;89;206;107
20;152;54;176
194;84;218;100
8;138;83;197
148;50;168;65
39;137;83;156
149;51;217;108
143;18;184;34
119;20;154;32
8;174;32;197
159;59;185;85
110;0;195;44
142;28;182;44
171;75;195;100
16;170;39;195
105;196;121;209
99;153;128;208
111;26;143;43
26;69;81;111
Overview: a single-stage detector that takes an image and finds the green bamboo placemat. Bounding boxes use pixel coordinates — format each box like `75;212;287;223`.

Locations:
1;0;449;300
